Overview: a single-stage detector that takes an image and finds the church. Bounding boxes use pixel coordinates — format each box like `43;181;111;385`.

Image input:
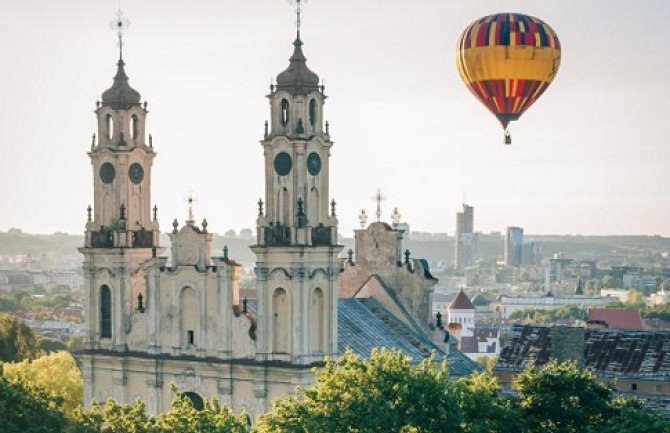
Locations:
77;7;477;419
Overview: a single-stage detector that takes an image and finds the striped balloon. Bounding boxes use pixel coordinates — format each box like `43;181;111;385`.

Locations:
456;13;561;144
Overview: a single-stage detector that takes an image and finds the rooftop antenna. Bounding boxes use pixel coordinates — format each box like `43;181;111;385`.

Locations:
373;189;387;222
109;2;131;60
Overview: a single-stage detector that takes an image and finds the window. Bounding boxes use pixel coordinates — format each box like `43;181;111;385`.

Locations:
187;330;194;346
100;285;112;338
131;114;139;140
106;114;113;140
273;287;289;353
656;384;662;392
181;392;204;411
280;99;289;126
631;383;638;391
309;99;317;126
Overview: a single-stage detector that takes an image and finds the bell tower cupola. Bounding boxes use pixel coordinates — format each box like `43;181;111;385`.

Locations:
252;0;341;366
85;10;159;249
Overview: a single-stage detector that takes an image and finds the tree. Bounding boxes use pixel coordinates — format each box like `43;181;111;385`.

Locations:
255;349;462;433
0;312;40;361
0;371;69;433
3;350;83;416
625;290;645;308
39;337;68;353
68;388;249;433
514;361;614;433
452;372;522;433
586;398;670;433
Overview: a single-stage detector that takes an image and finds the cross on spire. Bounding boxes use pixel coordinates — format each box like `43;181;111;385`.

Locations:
185;191;198;226
373;188;386;222
109;8;131;61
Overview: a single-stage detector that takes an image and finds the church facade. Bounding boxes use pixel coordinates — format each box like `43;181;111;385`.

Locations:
78;18;477;419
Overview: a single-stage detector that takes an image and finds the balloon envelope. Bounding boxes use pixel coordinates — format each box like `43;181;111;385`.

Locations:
456;13;561;130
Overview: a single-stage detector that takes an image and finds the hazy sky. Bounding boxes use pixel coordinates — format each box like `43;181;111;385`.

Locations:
0;0;668;236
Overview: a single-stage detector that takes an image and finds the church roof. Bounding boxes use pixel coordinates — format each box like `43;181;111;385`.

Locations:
448;290;475;310
338;298;478;376
275;36;320;94
101;58;141;110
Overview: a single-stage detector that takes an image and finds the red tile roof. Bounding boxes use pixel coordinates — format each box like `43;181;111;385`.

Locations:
448;290;475;310
588;309;646;330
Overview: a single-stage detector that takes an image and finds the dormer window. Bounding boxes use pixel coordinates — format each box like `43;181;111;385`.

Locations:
281;99;289;126
309;99;317;127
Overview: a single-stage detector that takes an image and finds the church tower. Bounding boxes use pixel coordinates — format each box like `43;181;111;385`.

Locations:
79;13;160;352
252;5;342;364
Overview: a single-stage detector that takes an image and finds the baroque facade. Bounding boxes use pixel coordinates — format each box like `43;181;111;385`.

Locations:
78;21;477;419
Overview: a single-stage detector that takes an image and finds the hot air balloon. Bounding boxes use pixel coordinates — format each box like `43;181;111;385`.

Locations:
456;13;561;145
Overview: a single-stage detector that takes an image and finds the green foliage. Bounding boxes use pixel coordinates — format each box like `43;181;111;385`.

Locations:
256;349;462;433
474;356;496;372
39;337;68;353
514;361;614;433
586;398;670;433
601;275;623;289
3;351;83;416
452;372;522;433
508;306;587;324
0;370;70;433
642;304;670;322
68;390;250;433
0;312;40;361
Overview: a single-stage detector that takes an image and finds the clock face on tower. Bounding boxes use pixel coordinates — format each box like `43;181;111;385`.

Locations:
274;152;292;176
100;163;115;184
307;152;321;176
129;163;144;184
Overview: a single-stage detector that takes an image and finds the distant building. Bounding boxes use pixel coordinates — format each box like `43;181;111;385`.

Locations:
495;324;670;416
447;290;476;337
600;288;631;303
623;271;657;292
504;227;524;267
649;285;670;307
522;241;542;266
544;253;572;288
497;293;613;319
446;290;500;359
454;204;476;271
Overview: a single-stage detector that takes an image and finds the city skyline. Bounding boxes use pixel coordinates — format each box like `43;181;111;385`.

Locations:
0;0;668;236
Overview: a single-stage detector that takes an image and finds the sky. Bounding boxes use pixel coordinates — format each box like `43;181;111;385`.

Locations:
0;0;668;237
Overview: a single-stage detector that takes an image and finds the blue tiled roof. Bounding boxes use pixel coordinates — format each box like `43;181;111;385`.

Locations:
338;298;478;377
243;297;478;376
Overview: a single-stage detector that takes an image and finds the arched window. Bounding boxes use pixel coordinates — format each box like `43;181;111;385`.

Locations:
280;99;289;126
181;392;204;411
105;114;113;140
131;114;139;140
100;285;112;338
180;287;197;348
309;99;317;127
310;288;324;353
272;287;289;354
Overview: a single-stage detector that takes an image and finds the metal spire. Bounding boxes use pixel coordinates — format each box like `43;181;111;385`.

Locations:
289;0;306;39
